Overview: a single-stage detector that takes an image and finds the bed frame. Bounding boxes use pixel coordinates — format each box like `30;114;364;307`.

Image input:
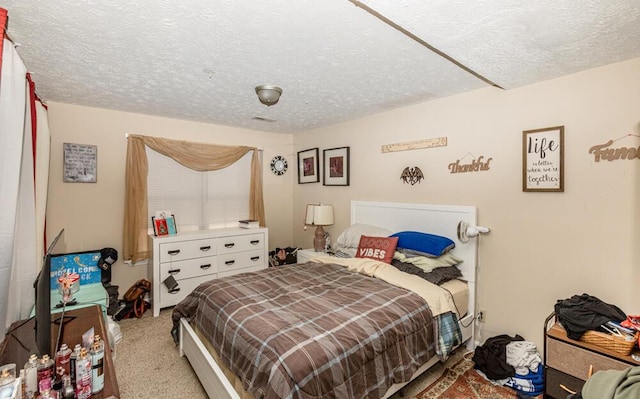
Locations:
180;201;480;399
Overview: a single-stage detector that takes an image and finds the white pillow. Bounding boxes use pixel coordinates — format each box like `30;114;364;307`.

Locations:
335;223;393;249
393;251;463;273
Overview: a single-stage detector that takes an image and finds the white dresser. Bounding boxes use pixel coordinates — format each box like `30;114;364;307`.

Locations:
148;227;268;316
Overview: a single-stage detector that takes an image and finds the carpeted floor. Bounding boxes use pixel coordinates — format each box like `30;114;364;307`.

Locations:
113;308;207;398
112;309;494;399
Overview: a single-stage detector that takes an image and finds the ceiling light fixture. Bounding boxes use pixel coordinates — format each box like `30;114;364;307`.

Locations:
255;85;282;106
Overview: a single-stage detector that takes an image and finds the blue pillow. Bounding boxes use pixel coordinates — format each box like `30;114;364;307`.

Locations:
389;231;455;258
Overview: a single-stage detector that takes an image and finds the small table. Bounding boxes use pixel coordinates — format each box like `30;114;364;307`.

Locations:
49;283;109;318
544;313;640;399
0;305;119;399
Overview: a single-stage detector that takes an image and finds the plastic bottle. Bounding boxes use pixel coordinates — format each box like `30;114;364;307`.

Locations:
55;344;72;377
36;378;57;399
89;335;104;393
61;375;74;399
23;354;38;399
75;348;92;399
69;344;81;387
36;355;54;389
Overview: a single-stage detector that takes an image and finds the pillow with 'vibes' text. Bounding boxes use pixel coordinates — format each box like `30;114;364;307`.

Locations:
355;235;398;264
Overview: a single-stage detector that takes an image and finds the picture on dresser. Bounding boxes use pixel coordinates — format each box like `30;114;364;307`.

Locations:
152;216;169;236
165;215;177;235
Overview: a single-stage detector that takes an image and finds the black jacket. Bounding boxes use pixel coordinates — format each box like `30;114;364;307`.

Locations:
472;334;524;380
555;294;627;340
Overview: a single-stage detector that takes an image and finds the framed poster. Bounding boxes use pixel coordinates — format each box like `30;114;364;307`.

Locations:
63;143;97;183
323;146;350;186
522;126;564;192
297;148;320;184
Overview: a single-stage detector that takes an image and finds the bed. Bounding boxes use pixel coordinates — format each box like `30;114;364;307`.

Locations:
172;201;481;399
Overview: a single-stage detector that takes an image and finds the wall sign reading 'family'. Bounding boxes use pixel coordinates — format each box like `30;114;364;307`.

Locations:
522;126;564;192
589;136;640;162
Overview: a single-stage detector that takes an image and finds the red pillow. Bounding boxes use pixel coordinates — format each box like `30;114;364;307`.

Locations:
355;235;398;264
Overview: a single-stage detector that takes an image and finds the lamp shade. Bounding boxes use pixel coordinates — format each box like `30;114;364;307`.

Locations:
305;204;334;226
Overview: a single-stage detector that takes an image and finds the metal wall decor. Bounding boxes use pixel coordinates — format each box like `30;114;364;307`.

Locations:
400;166;424;185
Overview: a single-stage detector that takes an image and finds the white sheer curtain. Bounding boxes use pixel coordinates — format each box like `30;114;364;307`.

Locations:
0;37;49;335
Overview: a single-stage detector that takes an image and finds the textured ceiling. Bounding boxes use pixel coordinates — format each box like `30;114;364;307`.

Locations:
3;0;640;133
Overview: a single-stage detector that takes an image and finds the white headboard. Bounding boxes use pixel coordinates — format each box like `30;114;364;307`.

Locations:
351;200;478;330
351;200;477;282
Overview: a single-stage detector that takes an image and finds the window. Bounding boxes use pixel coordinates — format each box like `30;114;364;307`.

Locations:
146;147;251;232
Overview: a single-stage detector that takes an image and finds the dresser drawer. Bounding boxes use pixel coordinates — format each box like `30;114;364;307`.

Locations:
219;264;265;278
160;256;217;281
159;237;217;262
545;367;585;399
159;274;217;308
547;337;630;380
217;233;265;254
217;249;265;273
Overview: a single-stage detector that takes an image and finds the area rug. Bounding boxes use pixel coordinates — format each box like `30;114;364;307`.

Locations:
417;356;517;399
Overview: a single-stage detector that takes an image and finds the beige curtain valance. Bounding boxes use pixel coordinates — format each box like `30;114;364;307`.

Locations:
123;134;265;262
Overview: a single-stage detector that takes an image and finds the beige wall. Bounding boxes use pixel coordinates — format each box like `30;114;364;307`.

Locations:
292;57;640;350
46;104;295;290
45;57;639;352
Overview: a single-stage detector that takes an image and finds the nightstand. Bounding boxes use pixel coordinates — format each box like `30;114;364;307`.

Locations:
297;248;332;264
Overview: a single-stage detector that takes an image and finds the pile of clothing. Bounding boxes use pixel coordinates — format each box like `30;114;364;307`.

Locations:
555;293;627;339
472;334;544;397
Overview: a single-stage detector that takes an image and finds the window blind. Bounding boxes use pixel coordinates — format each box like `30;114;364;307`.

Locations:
146;147;251;232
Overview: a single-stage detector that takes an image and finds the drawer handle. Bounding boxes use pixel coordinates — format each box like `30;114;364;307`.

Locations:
200;245;211;251
200;264;211;270
224;243;235;248
167;249;181;256
251;256;260;261
225;260;235;266
560;384;577;395
250;240;260;245
168;269;181;275
168;288;181;294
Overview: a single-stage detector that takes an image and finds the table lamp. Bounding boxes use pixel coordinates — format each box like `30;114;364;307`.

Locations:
305;204;334;252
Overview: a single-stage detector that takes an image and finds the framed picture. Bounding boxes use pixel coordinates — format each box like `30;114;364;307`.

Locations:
522;126;564;192
152;216;169;236
165;215;178;235
297;148;320;184
323;146;350;186
63;143;97;183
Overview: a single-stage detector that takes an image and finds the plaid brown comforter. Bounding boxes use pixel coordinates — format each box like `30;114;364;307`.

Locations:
172;262;436;399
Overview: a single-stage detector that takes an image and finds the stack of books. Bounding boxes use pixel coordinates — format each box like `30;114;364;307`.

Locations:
239;219;259;229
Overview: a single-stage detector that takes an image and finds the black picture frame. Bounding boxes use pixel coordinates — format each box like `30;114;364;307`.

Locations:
323;146;350;186
297;148;320;184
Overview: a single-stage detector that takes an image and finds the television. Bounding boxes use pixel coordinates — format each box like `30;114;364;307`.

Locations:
34;228;65;357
